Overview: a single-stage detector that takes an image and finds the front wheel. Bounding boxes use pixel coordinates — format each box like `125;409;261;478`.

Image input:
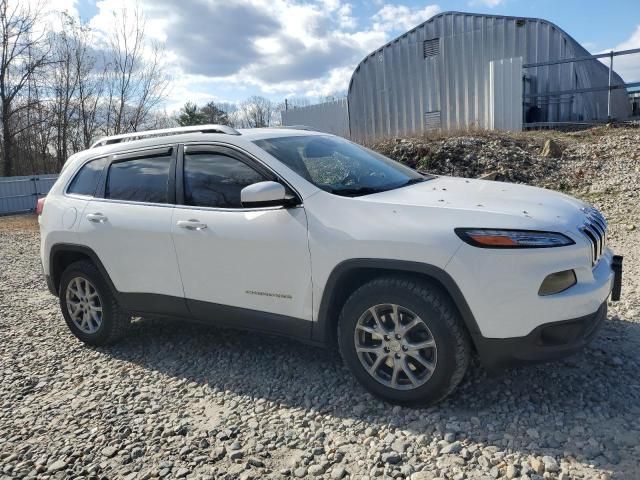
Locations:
337;276;470;405
59;260;130;345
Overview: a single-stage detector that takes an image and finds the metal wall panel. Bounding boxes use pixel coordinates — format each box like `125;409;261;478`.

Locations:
280;98;350;138
0;175;58;216
348;11;631;141
489;57;523;131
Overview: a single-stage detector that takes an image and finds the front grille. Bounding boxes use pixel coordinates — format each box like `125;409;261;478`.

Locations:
580;207;607;266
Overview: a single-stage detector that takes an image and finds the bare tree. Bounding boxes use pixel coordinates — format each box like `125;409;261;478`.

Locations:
0;0;51;176
0;2;173;176
20;66;54;173
104;7;169;135
146;108;176;129
69;16;105;150
237;96;275;128
50;13;82;169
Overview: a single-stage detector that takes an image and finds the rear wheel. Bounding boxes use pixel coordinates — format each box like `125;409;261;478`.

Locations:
59;260;129;345
337;276;470;405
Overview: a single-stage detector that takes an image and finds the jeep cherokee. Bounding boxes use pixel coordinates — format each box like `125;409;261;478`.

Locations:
38;125;623;405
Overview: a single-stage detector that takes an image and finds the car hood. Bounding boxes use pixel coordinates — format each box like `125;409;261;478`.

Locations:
360;176;590;231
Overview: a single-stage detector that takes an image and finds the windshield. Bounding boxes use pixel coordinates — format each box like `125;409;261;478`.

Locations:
253;135;429;197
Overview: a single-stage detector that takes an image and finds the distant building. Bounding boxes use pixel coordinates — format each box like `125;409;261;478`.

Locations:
283;11;631;141
348;11;630;140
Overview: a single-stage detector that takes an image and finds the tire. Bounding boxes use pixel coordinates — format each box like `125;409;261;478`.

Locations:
59;260;130;346
337;276;470;405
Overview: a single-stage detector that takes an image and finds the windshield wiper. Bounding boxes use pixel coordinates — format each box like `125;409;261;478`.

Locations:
329;177;429;197
402;177;428;186
329;186;389;197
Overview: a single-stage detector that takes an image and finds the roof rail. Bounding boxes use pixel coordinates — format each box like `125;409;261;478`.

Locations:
90;124;241;148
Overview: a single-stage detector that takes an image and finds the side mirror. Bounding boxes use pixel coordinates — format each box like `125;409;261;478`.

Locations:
241;181;292;208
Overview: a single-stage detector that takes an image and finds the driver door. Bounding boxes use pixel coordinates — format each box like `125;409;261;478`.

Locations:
170;144;313;336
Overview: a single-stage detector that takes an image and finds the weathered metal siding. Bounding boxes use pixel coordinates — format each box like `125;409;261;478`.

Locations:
0;175;58;216
489;57;523;131
348;12;630;141
281;98;350;137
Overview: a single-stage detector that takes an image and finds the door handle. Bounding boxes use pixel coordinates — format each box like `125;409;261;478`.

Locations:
177;219;208;231
86;213;107;223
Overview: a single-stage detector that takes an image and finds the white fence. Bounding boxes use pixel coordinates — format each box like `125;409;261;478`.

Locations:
0;175;59;216
281;98;350;138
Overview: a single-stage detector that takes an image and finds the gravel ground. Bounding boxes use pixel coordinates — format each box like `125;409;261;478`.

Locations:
1;129;640;480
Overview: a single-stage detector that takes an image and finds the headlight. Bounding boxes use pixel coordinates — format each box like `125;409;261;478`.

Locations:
455;228;575;248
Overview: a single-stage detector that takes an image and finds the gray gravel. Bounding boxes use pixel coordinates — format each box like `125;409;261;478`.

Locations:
2;129;640;479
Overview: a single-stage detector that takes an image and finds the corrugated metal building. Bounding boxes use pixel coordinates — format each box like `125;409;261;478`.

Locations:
348;11;631;141
281;98;349;137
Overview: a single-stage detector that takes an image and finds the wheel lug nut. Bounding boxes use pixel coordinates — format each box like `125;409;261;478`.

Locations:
395;334;401;340
395;353;401;359
402;346;408;351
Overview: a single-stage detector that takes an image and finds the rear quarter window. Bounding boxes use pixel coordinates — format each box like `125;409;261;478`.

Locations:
67;158;107;196
105;156;171;203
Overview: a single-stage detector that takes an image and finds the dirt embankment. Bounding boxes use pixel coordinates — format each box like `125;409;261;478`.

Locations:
371;126;640;193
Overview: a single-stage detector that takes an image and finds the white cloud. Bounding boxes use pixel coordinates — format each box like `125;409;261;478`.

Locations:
14;0;79;36
337;3;357;29
372;4;441;33
163;75;239;113
47;0;445;107
617;25;640;51
469;0;504;7
600;25;640;82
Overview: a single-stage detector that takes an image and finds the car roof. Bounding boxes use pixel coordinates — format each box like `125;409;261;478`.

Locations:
63;127;328;171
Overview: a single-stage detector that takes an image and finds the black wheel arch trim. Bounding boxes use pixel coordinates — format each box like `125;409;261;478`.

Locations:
49;243;118;296
313;258;482;345
49;243;191;317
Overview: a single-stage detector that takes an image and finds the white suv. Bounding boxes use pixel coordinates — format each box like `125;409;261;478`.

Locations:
39;125;623;405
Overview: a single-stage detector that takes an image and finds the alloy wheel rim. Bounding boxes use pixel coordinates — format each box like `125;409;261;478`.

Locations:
354;303;437;390
65;277;103;334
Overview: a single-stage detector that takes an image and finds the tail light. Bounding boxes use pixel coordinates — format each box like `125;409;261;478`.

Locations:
36;196;46;215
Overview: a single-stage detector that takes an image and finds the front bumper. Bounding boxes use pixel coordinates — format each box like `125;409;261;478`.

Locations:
474;301;607;372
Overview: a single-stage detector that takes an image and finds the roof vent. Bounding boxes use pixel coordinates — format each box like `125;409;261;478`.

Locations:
423;38;440;58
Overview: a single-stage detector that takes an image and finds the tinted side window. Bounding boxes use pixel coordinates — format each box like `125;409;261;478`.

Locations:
184;153;265;208
106;156;171;203
67;158;107;196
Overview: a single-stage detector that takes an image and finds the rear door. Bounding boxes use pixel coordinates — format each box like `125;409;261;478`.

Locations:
76;145;187;316
170;144;313;334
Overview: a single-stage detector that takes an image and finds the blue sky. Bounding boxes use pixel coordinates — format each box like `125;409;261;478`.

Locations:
64;0;640;110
